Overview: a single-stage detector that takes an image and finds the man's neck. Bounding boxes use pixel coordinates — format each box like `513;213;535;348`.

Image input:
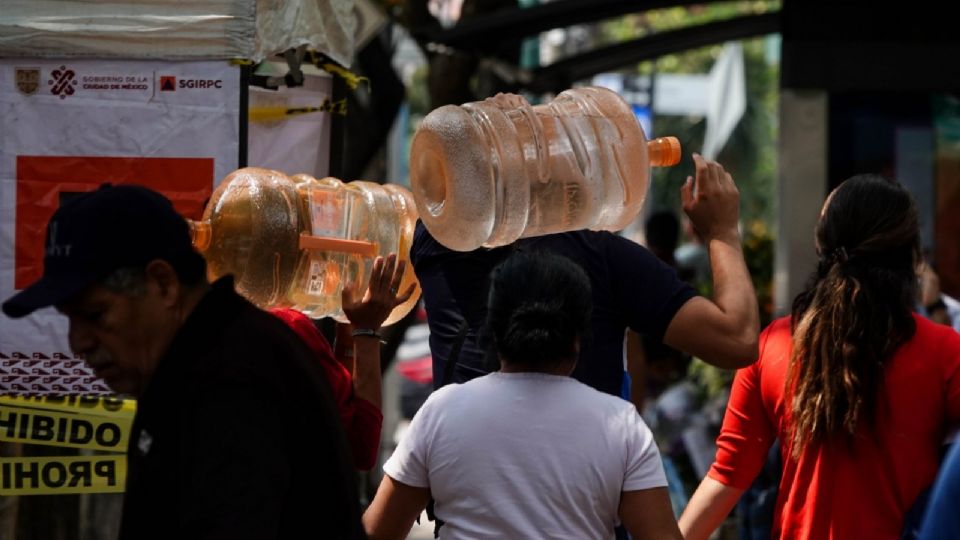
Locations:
176;282;212;326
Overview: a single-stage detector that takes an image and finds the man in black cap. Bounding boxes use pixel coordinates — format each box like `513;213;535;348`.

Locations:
2;184;367;539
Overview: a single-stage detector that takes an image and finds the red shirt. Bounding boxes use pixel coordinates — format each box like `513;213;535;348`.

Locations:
709;314;960;539
270;308;383;470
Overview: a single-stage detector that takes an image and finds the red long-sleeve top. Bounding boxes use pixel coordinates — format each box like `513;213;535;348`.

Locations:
709;314;960;539
270;308;383;470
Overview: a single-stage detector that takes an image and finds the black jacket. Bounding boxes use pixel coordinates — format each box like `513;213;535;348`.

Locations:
411;221;695;396
119;278;365;539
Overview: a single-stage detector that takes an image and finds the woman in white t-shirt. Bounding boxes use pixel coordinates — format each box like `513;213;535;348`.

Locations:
363;250;681;539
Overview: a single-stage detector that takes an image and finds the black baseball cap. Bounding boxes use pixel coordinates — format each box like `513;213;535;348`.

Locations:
2;184;204;318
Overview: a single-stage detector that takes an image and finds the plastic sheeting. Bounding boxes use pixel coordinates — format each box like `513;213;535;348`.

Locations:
0;0;357;66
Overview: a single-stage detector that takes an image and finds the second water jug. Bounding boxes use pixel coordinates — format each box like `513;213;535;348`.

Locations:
188;167;420;325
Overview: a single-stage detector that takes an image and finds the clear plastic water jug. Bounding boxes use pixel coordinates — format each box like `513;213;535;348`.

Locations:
188;167;420;325
410;86;681;251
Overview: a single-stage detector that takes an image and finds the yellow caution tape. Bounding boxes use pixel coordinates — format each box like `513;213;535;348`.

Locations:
0;405;131;452
306;50;369;90
319;62;369;90
248;98;348;122
0;455;126;495
0;395;135;418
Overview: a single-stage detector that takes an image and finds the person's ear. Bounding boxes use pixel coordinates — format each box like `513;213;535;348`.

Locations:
144;259;181;308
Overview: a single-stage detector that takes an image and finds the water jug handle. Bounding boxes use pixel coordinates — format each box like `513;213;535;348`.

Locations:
299;234;378;258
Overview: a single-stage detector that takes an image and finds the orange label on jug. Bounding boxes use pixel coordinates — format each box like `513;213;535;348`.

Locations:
308;186;349;238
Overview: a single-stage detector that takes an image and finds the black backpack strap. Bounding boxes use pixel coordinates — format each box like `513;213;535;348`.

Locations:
439;319;470;388
439;242;522;388
425;498;443;538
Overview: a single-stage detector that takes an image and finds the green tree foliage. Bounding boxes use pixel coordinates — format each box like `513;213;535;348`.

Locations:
595;4;781;401
594;3;780;229
594;3;780;329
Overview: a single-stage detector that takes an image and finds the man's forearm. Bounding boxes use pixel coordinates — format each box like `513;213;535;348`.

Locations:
708;233;760;358
671;155;760;367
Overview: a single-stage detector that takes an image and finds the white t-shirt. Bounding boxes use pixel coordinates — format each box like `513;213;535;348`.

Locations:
383;372;667;539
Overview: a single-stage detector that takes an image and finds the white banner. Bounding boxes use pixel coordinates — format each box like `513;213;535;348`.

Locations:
248;71;333;178
0;59;241;395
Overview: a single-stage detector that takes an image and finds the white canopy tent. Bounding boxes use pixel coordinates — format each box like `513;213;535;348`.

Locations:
0;0;358;66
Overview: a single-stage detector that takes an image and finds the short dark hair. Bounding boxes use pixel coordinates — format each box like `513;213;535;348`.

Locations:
485;250;592;369
101;255;207;296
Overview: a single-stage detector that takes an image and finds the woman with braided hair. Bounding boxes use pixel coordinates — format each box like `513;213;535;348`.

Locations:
679;174;960;539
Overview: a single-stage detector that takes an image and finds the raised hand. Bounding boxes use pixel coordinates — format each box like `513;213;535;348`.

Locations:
341;253;417;331
681;153;741;244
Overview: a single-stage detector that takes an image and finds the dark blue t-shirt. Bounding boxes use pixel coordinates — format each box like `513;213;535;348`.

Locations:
411;221;696;397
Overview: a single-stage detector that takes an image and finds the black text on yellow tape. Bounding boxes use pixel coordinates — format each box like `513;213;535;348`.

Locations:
0;405;130;451
0;455;126;495
0;394;136;418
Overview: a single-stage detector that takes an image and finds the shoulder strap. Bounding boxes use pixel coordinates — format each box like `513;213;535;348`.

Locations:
439;320;470;388
437;242;521;388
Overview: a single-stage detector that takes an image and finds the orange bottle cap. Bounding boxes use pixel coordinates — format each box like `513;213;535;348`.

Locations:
648;137;682;167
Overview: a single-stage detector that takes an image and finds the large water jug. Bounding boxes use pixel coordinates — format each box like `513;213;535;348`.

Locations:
188;167;420;325
410;86;681;251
